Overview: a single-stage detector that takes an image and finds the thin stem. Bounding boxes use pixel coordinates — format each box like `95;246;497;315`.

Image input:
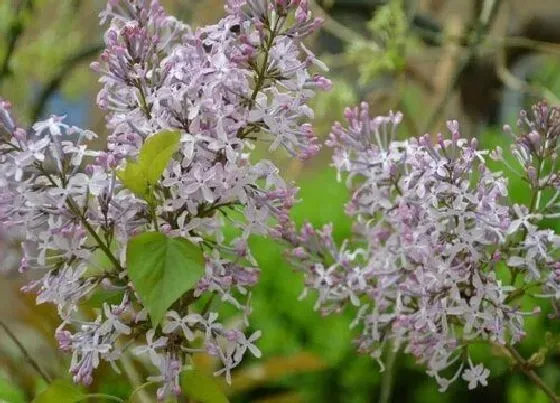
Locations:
248;15;280;103
120;352;152;403
151;204;159;231
147;191;159;232
66;197;123;271
136;82;151;119
503;281;544;304
34;163;122;272
378;348;398;403
505;345;560;403
511;155;544;284
238;14;280;141
77;393;125;402
423;55;470;133
0;320;51;383
128;381;157;403
24;149;128;292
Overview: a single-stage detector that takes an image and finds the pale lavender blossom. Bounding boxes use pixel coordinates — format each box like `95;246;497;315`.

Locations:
0;0;329;399
462;361;490;390
283;101;560;391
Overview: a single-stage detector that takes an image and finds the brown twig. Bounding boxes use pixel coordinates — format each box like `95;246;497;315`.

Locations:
309;0;380;50
30;43;104;122
505;345;560;403
423;0;503;133
0;0;35;87
495;2;560;107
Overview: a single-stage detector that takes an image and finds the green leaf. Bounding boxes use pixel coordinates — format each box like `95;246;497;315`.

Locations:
32;379;84;403
138;129;181;185
81;288;124;309
127;232;204;325
0;376;26;403
118;129;181;197
117;162;148;197
84;238;119;278
180;370;229;403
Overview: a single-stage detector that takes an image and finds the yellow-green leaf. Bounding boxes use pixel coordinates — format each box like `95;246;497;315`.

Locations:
138;129;181;185
180;370;229;403
117;162;148;197
118;129;181;196
32;379;84;403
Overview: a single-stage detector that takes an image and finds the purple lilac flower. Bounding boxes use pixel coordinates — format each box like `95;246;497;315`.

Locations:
283;101;560;391
0;0;329;399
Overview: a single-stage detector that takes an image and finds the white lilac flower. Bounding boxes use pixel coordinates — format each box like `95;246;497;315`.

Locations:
32;115;69;137
162;311;202;341
462;362;490;390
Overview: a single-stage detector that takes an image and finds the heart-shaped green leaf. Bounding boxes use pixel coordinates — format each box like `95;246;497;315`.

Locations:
127;232;204;325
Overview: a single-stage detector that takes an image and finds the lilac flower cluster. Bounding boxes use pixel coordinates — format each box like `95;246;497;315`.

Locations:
0;0;329;400
285;102;560;391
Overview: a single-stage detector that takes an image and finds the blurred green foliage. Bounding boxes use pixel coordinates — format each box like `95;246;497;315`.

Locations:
0;376;26;403
0;0;97;122
347;0;417;85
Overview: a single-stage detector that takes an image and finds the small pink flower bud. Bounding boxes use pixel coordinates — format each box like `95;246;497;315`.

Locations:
527;166;538;185
13;127;26;141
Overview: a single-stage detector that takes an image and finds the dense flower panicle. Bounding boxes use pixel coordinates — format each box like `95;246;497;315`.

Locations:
3;0;558;396
0;0;329;400
499;103;560;302
284;101;560;391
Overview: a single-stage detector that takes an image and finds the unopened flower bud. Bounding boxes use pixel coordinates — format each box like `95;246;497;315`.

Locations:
527;166;538;185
